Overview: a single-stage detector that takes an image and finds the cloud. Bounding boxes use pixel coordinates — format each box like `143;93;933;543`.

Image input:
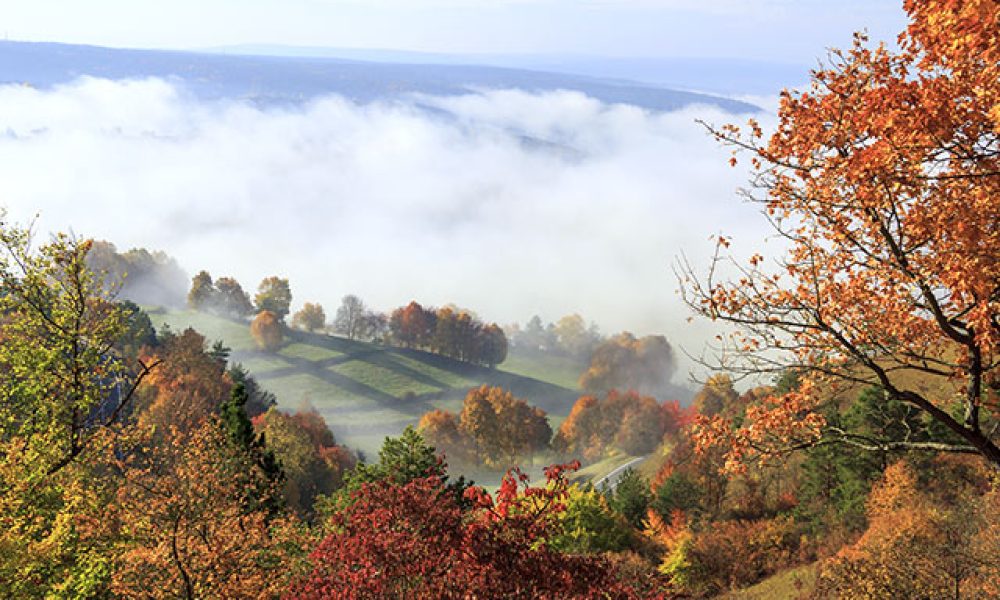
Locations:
0;77;776;380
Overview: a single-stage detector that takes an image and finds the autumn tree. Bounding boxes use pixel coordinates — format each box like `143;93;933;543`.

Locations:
292;302;326;333
554;390;674;462
438;307;511;366
614;393;671;456
187;270;216;310
419;409;474;465
0;221;157;596
253;407;354;516
433;306;462;357
388;306;407;345
136;328;231;439
455;311;479;361
659;514;803;596
214;276;255;317
388;300;433;348
816;458;999;598
458;385;552;468
250;310;283;352
458;385;501;463
480;323;509;368
682;0;1000;468
553;395;601;461
254;276;292;321
580;333;678;398
112;419;299;599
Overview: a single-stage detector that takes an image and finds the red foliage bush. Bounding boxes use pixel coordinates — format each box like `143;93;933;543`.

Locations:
287;463;661;599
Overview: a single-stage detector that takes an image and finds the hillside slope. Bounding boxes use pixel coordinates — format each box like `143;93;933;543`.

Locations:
148;307;581;456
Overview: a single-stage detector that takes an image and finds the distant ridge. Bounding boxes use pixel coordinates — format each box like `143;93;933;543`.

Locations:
0;40;760;113
209;44;807;96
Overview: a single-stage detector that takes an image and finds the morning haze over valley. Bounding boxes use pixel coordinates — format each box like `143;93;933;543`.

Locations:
0;1;996;598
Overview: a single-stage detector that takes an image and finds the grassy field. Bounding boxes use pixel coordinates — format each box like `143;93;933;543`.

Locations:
718;563;818;599
497;351;586;391
147;308;582;459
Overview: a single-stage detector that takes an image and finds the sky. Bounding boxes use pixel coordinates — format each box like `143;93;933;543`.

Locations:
1;1;908;61
0;1;913;383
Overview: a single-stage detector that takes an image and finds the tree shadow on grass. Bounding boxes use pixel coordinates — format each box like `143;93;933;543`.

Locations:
237;329;580;419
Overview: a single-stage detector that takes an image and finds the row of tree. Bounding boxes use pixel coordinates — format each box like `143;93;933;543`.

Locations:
418;385;551;469
579;333;678;398
506;313;604;360
554;390;692;461
388;300;509;367
418;385;698;471
188;270;293;321
186;276;510;369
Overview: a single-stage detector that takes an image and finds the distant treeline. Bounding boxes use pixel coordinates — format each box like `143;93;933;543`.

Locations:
87;241;189;307
387;300;508;368
86;245;678;387
183;268;509;368
505;313;603;360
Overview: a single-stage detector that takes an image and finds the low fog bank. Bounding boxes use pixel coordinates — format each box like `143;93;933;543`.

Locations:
0;77;775;379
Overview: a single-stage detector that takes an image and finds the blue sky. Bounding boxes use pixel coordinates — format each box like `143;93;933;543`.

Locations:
3;0;907;61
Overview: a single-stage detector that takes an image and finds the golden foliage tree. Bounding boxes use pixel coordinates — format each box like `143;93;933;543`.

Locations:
817;458;1000;598
423;385;553;469
292;302;326;333
253;407;355;515
418;408;474;466
250;310;283;352
137;328;231;439
111;419;301;599
554;390;671;462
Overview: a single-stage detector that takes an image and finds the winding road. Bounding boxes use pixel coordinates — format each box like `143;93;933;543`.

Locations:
592;456;648;491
